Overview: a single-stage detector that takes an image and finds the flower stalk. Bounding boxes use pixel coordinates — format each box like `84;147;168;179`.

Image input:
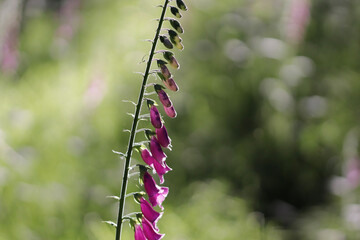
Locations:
115;1;170;239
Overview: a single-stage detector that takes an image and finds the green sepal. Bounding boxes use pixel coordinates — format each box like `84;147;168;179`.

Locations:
135;213;143;223
138;165;148;185
170;19;184;34
157;72;166;81
157;59;167;67
154;84;165;92
176;0;188;11
144;129;156;140
146;99;157;109
159;35;174;49
133;192;146;204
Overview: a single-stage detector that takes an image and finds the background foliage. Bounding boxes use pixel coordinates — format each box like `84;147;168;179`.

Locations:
1;0;360;239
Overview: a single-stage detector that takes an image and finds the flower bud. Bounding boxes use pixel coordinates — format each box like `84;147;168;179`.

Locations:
147;100;163;129
168;30;182;44
159;35;173;49
164;105;177;118
169;19;184;34
163;78;179;92
157;60;171;79
176;0;188;11
156;125;171;148
154;84;172;107
163;51;180;69
170;6;182;18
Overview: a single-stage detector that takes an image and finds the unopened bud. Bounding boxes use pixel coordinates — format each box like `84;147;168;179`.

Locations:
163;77;179;92
168;30;182;44
159;35;173;49
157;60;171;79
154;84;172;107
163;51;180;69
170;6;182;18
170;19;184;34
164;105;177;118
176;0;188;11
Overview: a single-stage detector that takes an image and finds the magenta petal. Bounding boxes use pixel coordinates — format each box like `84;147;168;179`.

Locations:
140;197;163;230
143;172;169;209
156;125;171;148
141;148;156;167
164;105;177;118
157;90;172;108
134;224;147;240
142;217;164;240
153;159;172;184
150;137;167;164
150;105;163;129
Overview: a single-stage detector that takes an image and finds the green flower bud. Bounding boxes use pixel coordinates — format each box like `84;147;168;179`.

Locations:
159;35;173;49
169;19;184;34
174;41;184;50
168;30;182;45
176;0;188;11
163;51;180;69
170;6;182;18
157;60;171;79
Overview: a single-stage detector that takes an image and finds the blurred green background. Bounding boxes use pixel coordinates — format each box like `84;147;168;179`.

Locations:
1;0;360;239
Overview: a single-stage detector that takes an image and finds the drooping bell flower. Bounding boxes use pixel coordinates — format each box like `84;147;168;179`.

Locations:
157;60;171;79
159;35;173;49
152;158;172;184
142;216;165;240
170;6;182;18
150;136;167;164
154;84;172;107
163;51;180;69
147;100;163;129
176;0;188;11
164;105;177;118
156;125;171;148
138;143;171;183
143;171;169;209
134;224;147;240
140;197;163;230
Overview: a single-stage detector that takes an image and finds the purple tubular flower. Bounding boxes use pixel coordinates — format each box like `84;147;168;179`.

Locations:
140;197;163;230
163;78;179;92
156;125;171;148
150;105;163;129
150;136;167;164
143;171;169;210
134;224;147;240
154;85;172;108
152;159;172;184
142;217;165;240
164;105;177;118
141;148;156;167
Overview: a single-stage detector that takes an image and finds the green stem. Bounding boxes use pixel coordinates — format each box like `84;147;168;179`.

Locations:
114;1;169;239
